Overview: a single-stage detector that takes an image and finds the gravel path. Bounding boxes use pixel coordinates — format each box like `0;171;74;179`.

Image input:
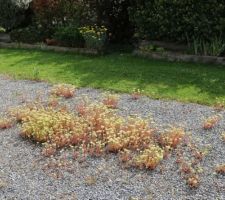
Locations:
0;76;225;200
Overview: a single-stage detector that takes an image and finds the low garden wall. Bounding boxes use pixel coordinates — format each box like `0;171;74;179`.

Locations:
134;50;225;66
0;42;99;56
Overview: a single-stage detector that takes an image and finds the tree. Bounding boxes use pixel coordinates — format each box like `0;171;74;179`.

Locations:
0;0;32;31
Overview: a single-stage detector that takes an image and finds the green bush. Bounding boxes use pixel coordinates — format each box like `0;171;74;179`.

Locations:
129;0;225;43
32;0;133;43
32;0;87;32
10;26;45;44
0;0;31;31
53;26;84;47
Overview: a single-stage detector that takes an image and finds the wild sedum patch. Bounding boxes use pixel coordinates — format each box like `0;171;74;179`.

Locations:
132;144;164;170
158;127;185;149
8;96;203;189
0;118;13;129
215;164;225;175
51;84;76;98
203;115;221;130
102;93;119;109
107;117;155;152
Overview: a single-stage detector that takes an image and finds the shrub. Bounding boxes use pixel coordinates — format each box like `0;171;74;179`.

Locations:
10;26;45;44
0;0;31;31
129;0;225;43
79;25;107;50
32;0;133;43
32;0;87;31
53;25;84;47
86;0;133;42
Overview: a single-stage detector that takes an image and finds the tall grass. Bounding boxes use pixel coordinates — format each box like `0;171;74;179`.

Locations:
188;37;225;56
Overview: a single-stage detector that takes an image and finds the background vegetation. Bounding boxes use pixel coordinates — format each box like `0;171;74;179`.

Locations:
1;0;225;46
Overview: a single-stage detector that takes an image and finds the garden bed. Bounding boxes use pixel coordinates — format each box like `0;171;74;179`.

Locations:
134;40;225;66
0;42;100;56
0;76;225;199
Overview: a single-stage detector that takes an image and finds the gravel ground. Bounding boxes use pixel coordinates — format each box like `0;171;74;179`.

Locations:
0;76;225;200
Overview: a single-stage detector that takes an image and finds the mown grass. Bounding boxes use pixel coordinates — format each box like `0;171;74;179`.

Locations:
0;47;225;105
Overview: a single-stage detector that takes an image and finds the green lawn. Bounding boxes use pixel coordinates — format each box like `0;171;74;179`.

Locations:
0;48;225;105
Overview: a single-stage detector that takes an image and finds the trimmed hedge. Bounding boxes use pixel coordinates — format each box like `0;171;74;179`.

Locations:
53;26;84;48
10;26;45;44
129;0;225;42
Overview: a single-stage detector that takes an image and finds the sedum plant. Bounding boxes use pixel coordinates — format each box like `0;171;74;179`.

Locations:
132;144;164;170
51;84;76;98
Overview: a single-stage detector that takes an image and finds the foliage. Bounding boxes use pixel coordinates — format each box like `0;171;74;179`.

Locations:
129;0;225;43
175;134;204;189
0;118;13;129
10;26;45;44
9;106;33;122
132;144;164;169
102;93;119;109
214;98;225;111
86;0;133;42
215;164;225;175
32;0;132;42
0;0;32;31
10;101;156;160
0;27;6;33
187;174;200;188
203;115;221;130
131;88;143;100
5;92;209;189
106;117;155;152
51;84;76;98
158;127;185;149
53;25;84;47
79;25;107;50
139;44;165;53
32;0;86;30
32;67;41;81
188;37;225;56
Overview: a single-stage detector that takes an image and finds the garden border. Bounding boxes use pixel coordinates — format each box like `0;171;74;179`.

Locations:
0;42;100;55
133;50;225;66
